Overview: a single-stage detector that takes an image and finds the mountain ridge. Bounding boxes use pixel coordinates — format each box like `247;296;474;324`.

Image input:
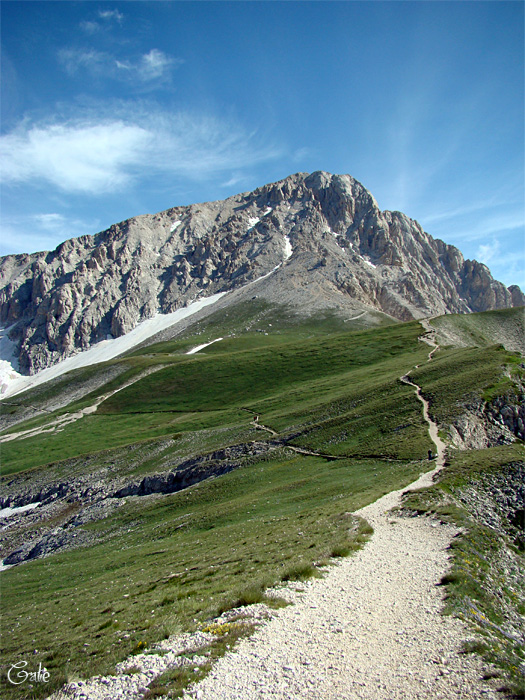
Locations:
1;171;523;375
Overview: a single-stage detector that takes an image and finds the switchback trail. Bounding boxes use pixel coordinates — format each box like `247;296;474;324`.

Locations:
48;322;499;699
180;324;498;700
0;367;165;443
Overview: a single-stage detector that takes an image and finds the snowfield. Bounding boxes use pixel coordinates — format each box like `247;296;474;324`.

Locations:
0;292;227;399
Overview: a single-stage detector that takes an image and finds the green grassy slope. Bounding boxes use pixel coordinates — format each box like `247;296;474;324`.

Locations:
409;345;524;425
1;323;428;475
430;307;525;354
0;311;523;699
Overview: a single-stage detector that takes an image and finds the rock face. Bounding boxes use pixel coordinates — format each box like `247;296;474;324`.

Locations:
0;438;282;565
448;392;525;451
1;171;523;374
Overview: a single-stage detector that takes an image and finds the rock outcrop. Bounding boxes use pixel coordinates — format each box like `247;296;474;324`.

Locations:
1;171;523;374
448;392;525;450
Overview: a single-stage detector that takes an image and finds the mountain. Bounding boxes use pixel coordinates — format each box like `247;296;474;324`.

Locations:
1;171;523;375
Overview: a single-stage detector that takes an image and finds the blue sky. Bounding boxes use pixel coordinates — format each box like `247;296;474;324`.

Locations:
1;1;524;288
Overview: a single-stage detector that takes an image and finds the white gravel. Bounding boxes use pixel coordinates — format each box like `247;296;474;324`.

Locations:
49;476;499;700
182;475;498;700
47;328;500;699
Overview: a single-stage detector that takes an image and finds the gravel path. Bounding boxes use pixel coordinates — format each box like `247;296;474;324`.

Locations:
49;476;498;700
48;326;500;699
181;365;497;699
182;479;497;700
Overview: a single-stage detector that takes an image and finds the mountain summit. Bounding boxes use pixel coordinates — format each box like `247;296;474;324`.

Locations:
1;171;523;375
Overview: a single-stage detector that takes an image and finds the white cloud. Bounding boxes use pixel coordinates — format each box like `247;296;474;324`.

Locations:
1;213;100;256
0;121;152;193
0;108;283;195
58;47;180;84
98;9;123;23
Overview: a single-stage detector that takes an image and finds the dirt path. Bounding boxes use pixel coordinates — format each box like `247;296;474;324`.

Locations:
177;328;497;699
48;324;499;699
0;367;165;443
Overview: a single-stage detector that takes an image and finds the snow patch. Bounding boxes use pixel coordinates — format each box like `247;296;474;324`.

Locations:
247;217;260;231
170;220;182;232
344;312;367;322
0;360;22;397
364;259;377;269
0;292;228;399
247;264;282;287
0;326;20;372
0;502;40;519
326;230;346;251
283;236;293;260
0;326;22;396
262;207;273;216
186;338;223;355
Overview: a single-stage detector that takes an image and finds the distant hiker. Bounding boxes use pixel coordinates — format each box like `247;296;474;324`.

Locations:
254;415;259;423
428;449;433;460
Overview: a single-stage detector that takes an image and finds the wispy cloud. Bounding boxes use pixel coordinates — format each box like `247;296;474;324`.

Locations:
80;8;123;34
475;243;525;288
58;47;180;85
292;147;311;163
114;49;182;83
58;48;108;76
98;9;123;23
0;106;283;195
476;239;500;265
0;213;100;255
221;173;247;188
438;212;524;244
419;180;525;228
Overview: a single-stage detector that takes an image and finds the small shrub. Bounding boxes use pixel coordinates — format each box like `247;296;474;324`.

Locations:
282;562;318;581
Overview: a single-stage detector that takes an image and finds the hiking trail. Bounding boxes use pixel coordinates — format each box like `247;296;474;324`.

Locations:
48;319;500;699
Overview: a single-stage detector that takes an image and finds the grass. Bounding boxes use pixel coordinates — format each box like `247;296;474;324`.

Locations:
430;307;525;353
1;321;428;476
144;619;257;698
0;451;420;700
409;345;523;425
1;311;522;699
99;323;425;414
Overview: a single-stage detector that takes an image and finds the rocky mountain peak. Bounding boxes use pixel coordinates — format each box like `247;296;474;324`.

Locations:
0;171;523;376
